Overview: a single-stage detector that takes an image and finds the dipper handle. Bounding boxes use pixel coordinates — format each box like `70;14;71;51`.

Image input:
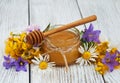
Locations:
26;15;97;45
44;15;97;36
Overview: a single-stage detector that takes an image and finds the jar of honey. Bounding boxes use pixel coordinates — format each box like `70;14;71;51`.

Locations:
42;25;81;66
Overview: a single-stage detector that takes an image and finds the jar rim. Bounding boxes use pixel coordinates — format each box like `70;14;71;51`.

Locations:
45;24;80;43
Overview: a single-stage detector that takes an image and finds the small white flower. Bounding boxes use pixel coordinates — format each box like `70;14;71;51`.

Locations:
31;54;55;73
76;43;98;65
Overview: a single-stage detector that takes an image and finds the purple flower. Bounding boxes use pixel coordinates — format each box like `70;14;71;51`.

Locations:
26;25;40;32
15;57;28;72
82;24;101;43
3;55;15;69
102;52;119;72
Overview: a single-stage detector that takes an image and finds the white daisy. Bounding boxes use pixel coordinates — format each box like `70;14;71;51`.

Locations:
76;43;98;65
31;54;55;73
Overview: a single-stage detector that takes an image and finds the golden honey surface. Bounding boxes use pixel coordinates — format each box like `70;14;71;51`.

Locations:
42;30;81;66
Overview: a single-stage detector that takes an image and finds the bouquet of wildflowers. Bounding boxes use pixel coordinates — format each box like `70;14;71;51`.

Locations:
3;24;120;75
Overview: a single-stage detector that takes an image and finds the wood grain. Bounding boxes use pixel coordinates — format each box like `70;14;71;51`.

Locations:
1;0;119;83
30;0;85;31
77;0;120;82
31;64;104;83
30;0;104;83
0;0;29;83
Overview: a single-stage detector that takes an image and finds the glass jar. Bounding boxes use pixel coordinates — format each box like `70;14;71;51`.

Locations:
42;25;81;66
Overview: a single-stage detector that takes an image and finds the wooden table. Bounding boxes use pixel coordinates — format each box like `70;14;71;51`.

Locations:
0;0;120;83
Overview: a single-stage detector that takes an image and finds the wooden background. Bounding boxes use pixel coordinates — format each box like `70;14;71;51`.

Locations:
0;0;120;83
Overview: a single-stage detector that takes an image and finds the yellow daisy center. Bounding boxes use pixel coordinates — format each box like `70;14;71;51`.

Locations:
39;61;48;70
83;51;91;59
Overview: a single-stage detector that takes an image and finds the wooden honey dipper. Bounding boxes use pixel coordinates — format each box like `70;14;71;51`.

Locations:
26;15;97;45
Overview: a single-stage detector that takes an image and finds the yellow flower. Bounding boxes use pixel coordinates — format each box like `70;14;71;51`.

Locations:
5;32;28;59
21;51;34;63
30;48;41;57
20;48;42;63
95;62;108;75
114;65;120;69
110;48;117;54
26;43;32;49
10;32;13;36
13;37;20;42
5;46;11;54
20;32;26;41
15;49;23;55
10;32;14;37
5;39;14;54
5;32;41;62
22;42;28;50
13;42;18;50
96;42;109;55
96;55;105;62
9;50;18;59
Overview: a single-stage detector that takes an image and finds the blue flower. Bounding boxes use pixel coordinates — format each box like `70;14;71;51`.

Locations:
102;52;119;72
3;55;15;69
14;57;28;72
82;24;101;43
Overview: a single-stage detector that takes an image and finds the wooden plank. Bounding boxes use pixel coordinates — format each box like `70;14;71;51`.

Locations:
77;0;120;82
30;0;85;31
31;64;104;83
0;0;29;83
30;0;104;83
104;70;120;83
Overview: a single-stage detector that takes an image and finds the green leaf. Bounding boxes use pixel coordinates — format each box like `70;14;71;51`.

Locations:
79;31;84;39
43;23;51;32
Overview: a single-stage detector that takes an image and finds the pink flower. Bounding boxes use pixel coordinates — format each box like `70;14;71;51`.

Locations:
26;25;40;32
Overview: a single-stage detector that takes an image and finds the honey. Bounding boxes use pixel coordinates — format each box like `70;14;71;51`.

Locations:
42;27;81;66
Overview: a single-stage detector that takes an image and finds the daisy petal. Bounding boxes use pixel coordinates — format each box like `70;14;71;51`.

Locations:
31;59;39;64
87;60;91;65
34;57;40;62
78;47;84;53
84;61;88;65
80;59;85;66
91;53;98;56
91;55;98;58
76;57;82;64
48;62;55;64
89;48;95;53
84;43;88;51
39;55;43;61
48;63;56;67
44;54;49;62
89;58;96;62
